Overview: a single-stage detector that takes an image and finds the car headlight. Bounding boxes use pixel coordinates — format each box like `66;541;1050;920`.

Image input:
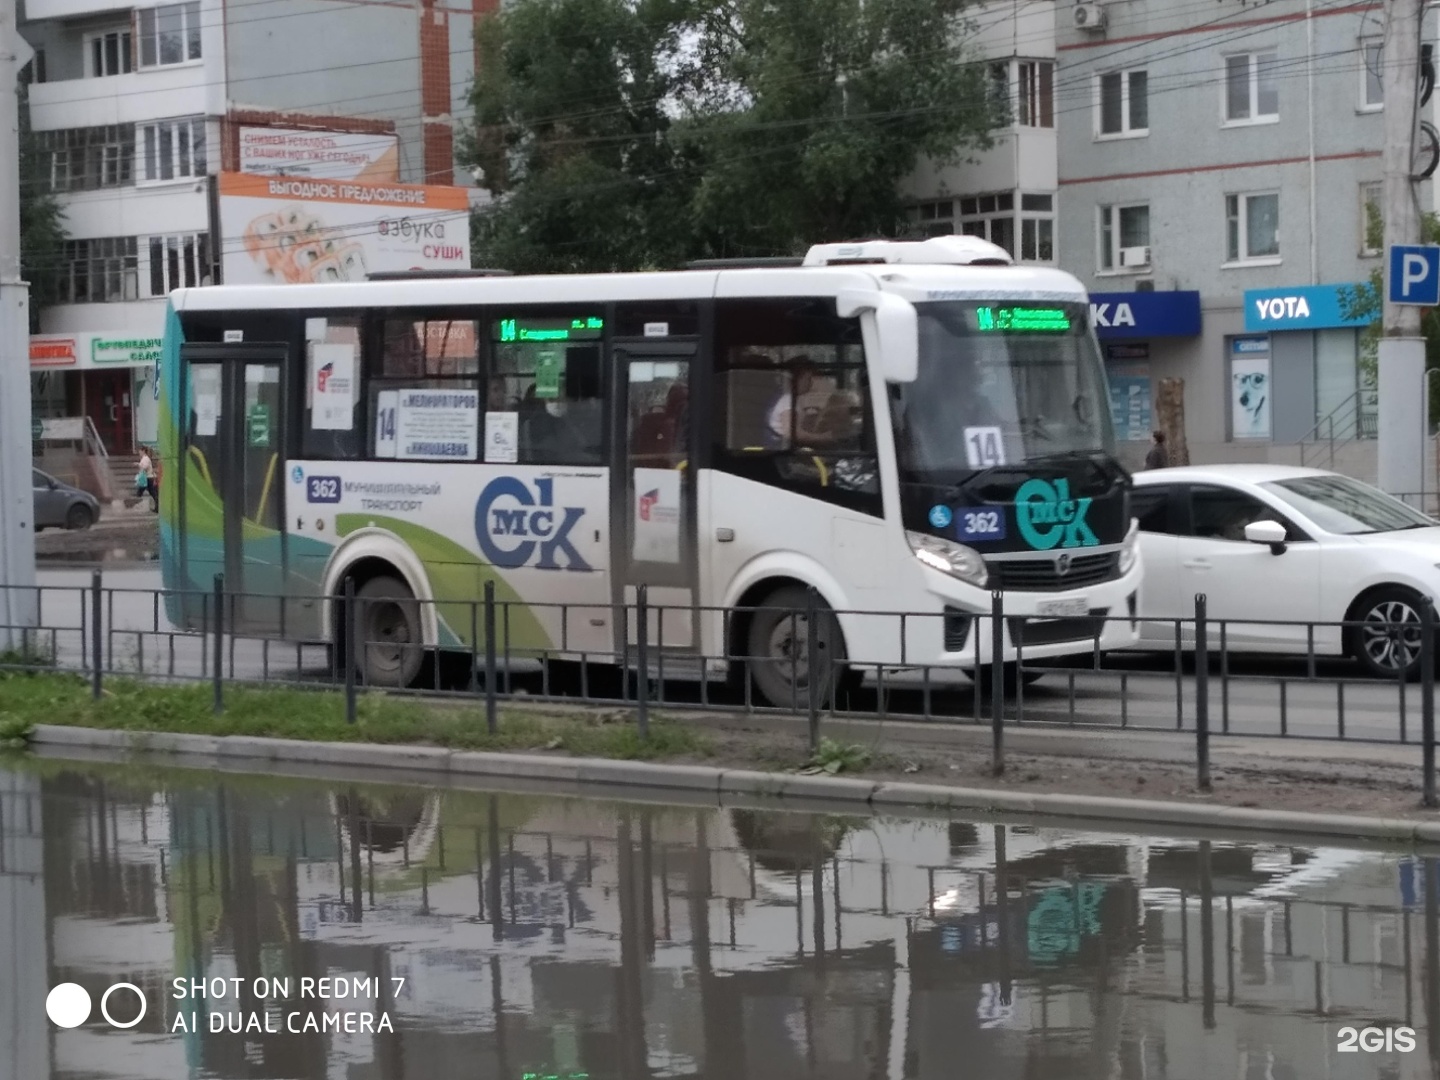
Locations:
905;530;988;588
1118;519;1140;575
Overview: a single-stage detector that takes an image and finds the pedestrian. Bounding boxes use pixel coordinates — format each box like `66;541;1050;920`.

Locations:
138;447;158;511
1144;430;1168;470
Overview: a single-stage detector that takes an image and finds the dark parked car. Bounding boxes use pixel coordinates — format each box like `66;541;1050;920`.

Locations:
33;468;101;531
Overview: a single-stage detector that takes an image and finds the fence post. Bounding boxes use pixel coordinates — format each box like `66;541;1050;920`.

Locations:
636;585;650;741
991;590;1004;777
806;586;820;755
343;577;357;725
1195;593;1211;792
90;569;103;700
484;580;498;735
1423;596;1436;809
211;573;224;714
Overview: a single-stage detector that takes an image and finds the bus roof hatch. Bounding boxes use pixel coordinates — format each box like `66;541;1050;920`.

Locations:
802;236;1013;268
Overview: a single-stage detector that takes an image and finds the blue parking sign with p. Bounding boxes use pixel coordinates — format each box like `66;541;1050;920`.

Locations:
1389;244;1440;306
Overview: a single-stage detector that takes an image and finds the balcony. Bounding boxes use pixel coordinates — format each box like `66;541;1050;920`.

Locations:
23;0;131;21
29;65;207;131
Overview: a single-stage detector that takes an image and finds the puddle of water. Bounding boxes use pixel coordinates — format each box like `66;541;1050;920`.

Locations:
2;760;1435;1079
37;548;157;564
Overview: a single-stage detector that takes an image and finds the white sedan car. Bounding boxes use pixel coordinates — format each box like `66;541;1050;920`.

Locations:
1130;464;1440;678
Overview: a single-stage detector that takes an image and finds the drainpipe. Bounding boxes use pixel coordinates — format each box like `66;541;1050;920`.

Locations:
1306;0;1319;285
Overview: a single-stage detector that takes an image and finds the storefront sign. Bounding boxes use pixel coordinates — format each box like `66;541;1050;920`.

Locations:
29;338;77;366
1231;336;1269;355
1106;343;1149;360
1088;291;1202;339
1243;284;1368;332
92;336;161;366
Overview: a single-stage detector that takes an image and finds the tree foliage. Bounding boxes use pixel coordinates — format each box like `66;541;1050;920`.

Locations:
18;73;65;330
464;0;1002;272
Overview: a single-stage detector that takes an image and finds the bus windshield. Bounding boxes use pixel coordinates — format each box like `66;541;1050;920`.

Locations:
892;300;1115;481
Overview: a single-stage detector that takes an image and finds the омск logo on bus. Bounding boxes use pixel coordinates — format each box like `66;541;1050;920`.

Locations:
1014;478;1098;550
475;477;591;571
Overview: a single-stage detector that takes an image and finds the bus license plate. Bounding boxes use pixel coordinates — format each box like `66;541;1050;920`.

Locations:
1037;598;1089;618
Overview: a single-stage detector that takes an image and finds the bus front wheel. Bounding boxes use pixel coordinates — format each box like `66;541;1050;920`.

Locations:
745;586;847;711
352;576;424;688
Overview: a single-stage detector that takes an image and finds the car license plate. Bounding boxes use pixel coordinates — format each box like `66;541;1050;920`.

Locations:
1037;598;1089;618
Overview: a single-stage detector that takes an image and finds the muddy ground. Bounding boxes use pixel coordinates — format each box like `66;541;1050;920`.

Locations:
35;506;158;560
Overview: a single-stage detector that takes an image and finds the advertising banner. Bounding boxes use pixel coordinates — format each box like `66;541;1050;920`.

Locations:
218;173;470;286
1105;365;1152;443
238;127;400;182
1230;354;1271;439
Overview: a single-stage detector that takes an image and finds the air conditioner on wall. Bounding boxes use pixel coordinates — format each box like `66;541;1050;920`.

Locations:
1073;4;1107;30
1120;245;1151;268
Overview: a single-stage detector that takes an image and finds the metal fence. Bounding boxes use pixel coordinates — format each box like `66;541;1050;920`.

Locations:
2;573;1436;802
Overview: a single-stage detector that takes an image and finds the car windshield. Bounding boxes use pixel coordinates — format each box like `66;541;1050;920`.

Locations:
892;301;1115;482
1262;474;1435;534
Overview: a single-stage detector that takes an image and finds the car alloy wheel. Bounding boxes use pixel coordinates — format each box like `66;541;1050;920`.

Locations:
1359;596;1423;677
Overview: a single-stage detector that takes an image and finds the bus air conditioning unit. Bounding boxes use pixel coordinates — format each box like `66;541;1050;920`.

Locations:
1119;246;1150;269
1073;4;1107;31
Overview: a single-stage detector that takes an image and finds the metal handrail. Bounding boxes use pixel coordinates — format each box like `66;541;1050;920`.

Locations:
1295;390;1375;469
81;415;109;460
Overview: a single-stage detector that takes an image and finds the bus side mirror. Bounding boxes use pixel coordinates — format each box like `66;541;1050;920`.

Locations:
837;290;918;384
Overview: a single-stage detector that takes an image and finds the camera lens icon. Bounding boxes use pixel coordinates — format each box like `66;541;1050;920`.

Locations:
46;982;147;1029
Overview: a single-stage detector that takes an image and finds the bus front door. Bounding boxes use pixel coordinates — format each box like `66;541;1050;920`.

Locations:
613;344;700;660
178;346;287;635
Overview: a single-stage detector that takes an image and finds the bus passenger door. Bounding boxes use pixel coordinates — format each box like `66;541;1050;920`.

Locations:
612;343;700;658
178;345;287;634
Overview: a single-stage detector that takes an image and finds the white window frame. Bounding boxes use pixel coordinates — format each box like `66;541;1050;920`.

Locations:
85;28;133;78
1097;202;1150;274
146;232;210;297
1359;181;1383;257
1359;37;1384;112
138;117;207;185
1019;193;1054;263
1095;68;1148;139
1224;191;1282;267
1016;60;1054;128
1222;51;1280;126
137;2;203;70
910;199;956;238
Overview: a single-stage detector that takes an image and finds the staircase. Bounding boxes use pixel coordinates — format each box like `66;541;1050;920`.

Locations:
108;454;142;504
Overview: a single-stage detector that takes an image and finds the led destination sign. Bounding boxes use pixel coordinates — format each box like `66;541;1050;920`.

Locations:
975;307;1072;333
494;317;604;343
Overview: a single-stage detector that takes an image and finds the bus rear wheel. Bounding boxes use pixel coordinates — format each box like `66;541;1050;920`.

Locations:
353;576;424;688
745;585;847;711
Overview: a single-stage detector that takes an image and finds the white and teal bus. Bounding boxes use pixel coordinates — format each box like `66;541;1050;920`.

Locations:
158;236;1142;706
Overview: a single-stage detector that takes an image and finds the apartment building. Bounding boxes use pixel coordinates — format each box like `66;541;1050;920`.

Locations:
1055;0;1434;471
19;0;486;467
901;0;1061;270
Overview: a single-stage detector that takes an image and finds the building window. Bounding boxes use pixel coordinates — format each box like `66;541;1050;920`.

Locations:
1360;181;1383;256
139;117;207;183
989;63;1010;120
61;237;139;304
1017;61;1054;128
1225;52;1279;123
959;192;1014;255
37;126;136;192
138;2;202;68
1361;38;1384;110
86;29;133;78
1226;192;1280;262
910;199;955;237
1099;203;1150;271
1019;193;1053;262
1098;69;1148;136
33;48;46;84
147;233;210;296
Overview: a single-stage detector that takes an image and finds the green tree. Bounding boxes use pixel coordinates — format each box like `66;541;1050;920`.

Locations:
18;72;66;331
464;0;1003;271
1339;204;1440;427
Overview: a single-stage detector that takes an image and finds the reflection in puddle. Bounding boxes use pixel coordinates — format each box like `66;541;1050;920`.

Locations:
2;762;1437;1079
37;548;158;563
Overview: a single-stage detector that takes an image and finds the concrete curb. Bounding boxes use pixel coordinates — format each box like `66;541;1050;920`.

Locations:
28;723;1440;845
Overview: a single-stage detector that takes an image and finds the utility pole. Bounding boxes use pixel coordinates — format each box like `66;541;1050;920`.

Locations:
1377;0;1427;503
0;4;37;653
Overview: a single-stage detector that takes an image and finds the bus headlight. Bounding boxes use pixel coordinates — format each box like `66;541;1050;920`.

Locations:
1118;519;1140;576
905;531;988;588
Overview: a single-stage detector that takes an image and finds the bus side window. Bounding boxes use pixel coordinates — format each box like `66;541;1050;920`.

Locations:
302;315;364;460
367;314;483;462
712;298;880;513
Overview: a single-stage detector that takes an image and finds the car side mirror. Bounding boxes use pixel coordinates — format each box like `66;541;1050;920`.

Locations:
1244;519;1287;553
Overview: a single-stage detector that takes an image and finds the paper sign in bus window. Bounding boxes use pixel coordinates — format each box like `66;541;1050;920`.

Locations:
396;388;479;460
632;467;681;564
374;389;399;458
311;343;356;430
963;426;1005;468
192;366;220;437
534;348;564;399
485;411;519;464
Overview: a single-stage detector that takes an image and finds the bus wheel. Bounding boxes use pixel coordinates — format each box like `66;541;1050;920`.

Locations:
745;586;847;711
354;576;424;688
